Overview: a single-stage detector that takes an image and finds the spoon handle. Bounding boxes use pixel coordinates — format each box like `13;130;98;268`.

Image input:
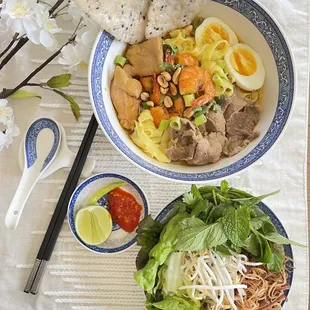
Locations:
5;171;39;230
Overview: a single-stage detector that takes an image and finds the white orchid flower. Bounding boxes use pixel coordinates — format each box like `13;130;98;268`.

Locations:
0;115;20;152
1;0;38;35
58;41;90;72
0;99;13;125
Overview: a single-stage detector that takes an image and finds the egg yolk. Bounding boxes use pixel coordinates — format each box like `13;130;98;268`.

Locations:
204;23;229;43
230;48;257;76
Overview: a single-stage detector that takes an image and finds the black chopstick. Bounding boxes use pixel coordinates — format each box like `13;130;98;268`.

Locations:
24;114;98;294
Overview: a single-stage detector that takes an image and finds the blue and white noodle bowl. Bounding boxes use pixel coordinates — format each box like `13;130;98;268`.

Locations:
89;0;295;183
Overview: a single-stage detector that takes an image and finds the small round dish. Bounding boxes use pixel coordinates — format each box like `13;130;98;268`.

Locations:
68;173;148;254
155;195;294;305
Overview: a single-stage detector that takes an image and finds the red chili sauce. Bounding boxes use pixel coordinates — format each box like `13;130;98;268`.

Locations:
107;187;142;232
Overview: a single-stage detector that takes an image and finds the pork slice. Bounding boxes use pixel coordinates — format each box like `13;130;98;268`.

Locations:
226;112;255;136
125;37;164;76
224;88;248;120
244;106;260;123
204;110;226;134
187;132;226;165
224;132;259;157
166;143;196;161
221;96;231;114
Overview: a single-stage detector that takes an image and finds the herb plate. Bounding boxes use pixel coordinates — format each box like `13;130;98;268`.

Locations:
155;194;294;303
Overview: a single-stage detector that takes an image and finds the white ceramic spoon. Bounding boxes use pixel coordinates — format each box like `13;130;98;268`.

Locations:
18;122;95;179
5;118;61;230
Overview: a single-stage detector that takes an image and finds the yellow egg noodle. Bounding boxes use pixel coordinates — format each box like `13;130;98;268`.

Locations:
164;30;235;96
130;110;171;163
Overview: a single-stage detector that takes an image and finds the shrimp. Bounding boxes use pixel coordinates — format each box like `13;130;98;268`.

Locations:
178;65;215;107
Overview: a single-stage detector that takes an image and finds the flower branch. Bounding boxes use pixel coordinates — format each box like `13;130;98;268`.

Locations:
0;0;65;70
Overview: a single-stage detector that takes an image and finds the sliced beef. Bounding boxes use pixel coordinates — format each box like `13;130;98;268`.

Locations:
221;96;231;114
187;132;226;165
204;110;226;134
166;119;226;165
224;132;259;157
223;87;248;120
226;106;260;136
165;143;196;161
125;37;164;76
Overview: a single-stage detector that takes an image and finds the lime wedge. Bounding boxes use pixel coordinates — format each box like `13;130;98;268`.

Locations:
75;205;112;245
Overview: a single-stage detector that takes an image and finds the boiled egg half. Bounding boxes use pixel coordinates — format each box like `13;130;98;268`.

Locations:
195;17;238;46
224;43;265;91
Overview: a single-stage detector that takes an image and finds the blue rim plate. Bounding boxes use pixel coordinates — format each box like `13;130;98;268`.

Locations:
68;173;149;254
89;0;295;182
155;195;294;304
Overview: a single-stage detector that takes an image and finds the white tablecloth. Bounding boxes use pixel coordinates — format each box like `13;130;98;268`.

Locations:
0;0;309;309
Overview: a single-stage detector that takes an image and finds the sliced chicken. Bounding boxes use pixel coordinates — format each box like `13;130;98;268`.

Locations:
125;37;164;76
110;66;142;131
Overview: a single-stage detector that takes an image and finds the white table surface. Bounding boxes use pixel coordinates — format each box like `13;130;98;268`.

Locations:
0;0;309;309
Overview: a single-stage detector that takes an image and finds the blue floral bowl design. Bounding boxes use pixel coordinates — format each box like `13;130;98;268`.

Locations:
89;0;295;182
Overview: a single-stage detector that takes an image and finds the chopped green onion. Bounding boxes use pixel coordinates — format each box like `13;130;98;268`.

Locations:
141;101;149;109
194;106;208;118
183;94;195;107
170;116;181;130
194;114;207;127
193;107;202;112
158;119;170;131
114;55;127;67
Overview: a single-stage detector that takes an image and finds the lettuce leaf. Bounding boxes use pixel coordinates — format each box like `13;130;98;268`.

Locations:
136;215;164;270
134;212;189;293
150;212;189;265
134;259;160;294
148;295;200;310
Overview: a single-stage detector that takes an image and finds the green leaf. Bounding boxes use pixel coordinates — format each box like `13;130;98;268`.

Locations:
173;201;187;213
191;184;203;201
220;180;229;195
250;214;270;230
134;258;160;294
215;244;238;257
263;232;306;248
182;192;198;206
230;190;280;206
150;212;189;265
191;200;213;220
267;246;284;272
206;204;228;223
8;89;41;99
136;215;164;270
179;217;205;230
53;89;80;120
148;295;200;310
163;44;179;56
47;73;71;88
243;233;260;256
160;63;182;74
175;222;227;251
212;102;222;113
222;205;251;246
254;231;273;263
260;221;277;235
